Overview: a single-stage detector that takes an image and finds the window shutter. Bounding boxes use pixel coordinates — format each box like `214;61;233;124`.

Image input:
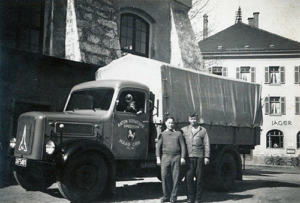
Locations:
265;67;269;83
208;67;212;74
265;97;270;115
222;67;227;77
280;66;285;84
296;97;300;115
280;97;286;115
251;67;256;83
236;67;240;79
295;66;300;84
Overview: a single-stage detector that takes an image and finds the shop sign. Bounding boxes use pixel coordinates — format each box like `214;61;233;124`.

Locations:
286;149;296;154
272;121;292;126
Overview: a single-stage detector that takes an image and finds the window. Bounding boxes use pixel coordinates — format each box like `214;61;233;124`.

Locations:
296;97;300;115
0;1;44;53
120;14;149;57
297;132;300;149
266;130;284;148
264;96;286;115
265;66;285;84
66;88;115;111
209;67;227;76
116;90;145;114
236;67;255;82
295;66;300;84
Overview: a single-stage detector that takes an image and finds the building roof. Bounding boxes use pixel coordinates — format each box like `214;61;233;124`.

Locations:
199;23;300;53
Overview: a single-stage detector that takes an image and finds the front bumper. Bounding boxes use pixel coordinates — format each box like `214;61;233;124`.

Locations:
5;154;56;178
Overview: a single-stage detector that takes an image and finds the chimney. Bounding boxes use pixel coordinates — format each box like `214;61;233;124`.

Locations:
248;17;254;27
203;14;208;39
253;12;259;28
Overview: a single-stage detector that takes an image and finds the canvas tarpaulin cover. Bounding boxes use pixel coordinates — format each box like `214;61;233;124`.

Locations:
161;65;262;127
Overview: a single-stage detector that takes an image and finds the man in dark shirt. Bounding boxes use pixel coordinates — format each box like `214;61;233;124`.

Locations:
181;112;210;203
156;116;186;203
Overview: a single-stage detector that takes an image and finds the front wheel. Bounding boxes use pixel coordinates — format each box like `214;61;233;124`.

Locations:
57;152;108;203
14;171;54;191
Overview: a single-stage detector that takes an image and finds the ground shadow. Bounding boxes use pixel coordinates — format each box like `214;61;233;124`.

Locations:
36;166;300;202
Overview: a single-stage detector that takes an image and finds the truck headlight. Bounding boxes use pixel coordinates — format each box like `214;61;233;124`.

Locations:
10;138;16;148
46;140;56;155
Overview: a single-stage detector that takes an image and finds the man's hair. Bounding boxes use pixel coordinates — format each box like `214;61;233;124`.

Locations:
165;116;175;122
189;112;198;117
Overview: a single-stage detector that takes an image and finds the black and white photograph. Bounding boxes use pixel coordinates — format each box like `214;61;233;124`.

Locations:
0;0;299;202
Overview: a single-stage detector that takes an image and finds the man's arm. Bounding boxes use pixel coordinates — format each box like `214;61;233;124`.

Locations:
203;129;210;165
156;134;162;165
179;133;186;165
203;129;210;158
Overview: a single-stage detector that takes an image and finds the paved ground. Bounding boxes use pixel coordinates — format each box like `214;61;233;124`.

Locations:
0;164;299;203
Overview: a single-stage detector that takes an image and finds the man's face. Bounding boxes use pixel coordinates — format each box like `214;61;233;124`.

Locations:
129;102;136;108
165;118;175;130
189;116;198;127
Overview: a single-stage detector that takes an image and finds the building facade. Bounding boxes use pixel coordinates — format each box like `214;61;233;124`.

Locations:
199;13;300;163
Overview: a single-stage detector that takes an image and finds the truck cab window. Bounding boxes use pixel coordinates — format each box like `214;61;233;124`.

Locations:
66;88;114;111
116;91;145;114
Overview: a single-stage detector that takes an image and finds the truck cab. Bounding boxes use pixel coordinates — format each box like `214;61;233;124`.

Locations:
10;79;154;203
64;79;152;159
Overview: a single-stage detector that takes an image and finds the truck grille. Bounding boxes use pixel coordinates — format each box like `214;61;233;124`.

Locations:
55;122;93;136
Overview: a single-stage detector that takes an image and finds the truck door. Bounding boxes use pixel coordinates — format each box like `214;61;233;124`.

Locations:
112;89;149;159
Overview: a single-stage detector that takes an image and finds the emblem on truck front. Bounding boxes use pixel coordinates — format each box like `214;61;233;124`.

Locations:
18;125;28;152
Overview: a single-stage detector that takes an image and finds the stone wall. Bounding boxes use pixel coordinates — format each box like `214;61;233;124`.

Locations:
73;0;121;65
171;1;202;70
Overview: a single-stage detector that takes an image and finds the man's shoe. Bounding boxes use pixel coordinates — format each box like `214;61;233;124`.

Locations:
170;199;176;203
187;199;194;203
161;197;169;202
194;200;201;203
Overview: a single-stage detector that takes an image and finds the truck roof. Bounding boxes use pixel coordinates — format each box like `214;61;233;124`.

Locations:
71;79;150;92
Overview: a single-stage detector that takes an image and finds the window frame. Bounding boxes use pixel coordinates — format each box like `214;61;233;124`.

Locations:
120;13;150;57
115;89;147;114
297;132;300;149
209;66;227;76
265;96;286;115
296;97;300;115
236;66;255;82
0;1;44;53
295;66;300;84
266;130;284;148
265;66;285;84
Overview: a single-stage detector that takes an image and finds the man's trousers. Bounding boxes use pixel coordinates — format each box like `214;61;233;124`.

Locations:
161;154;181;200
185;157;204;201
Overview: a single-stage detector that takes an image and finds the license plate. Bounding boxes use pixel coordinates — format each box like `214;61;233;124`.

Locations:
15;158;27;167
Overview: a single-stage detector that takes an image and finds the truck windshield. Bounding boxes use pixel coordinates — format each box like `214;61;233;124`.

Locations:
65;88;114;111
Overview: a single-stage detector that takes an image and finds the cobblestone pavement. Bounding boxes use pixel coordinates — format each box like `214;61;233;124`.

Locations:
0;165;300;203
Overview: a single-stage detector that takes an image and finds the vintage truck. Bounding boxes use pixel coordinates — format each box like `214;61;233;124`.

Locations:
9;54;262;202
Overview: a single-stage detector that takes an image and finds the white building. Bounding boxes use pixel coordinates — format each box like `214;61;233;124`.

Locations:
199;12;300;163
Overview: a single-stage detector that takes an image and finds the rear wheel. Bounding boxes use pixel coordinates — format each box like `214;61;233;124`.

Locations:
14;171;54;191
57;152;108;203
211;154;237;191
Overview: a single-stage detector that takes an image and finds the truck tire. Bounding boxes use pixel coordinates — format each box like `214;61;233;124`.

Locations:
57;152;108;203
13;171;54;191
212;153;237;191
